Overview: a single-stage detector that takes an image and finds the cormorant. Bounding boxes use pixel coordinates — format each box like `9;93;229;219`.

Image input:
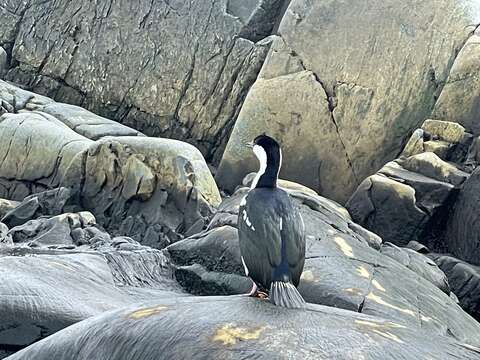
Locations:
238;134;306;309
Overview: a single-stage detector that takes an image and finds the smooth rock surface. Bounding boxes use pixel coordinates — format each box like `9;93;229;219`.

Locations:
7;297;480;360
168;185;480;346
433;28;480;135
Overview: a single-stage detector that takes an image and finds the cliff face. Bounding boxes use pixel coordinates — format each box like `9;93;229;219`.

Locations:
2;0;480;202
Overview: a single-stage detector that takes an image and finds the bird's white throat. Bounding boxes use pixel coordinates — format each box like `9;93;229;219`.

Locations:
250;144;267;189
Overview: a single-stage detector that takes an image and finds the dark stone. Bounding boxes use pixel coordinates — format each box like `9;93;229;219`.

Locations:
430;254;480;321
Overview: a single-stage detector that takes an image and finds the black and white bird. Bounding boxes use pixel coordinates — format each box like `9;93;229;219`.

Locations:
238;134;306;309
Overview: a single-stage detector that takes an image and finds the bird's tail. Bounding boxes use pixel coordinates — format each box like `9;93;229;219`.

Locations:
269;281;306;309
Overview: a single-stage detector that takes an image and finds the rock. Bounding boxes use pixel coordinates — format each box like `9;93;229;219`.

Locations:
5;0;280;160
380;243;450;295
37;102;144;140
445;166;480;265
346;154;466;247
430;254;480;321
8;297;480;360
401;120;473;163
433;28;480;135
0;243;182;353
217;0;480;201
0;223;11;245
0;199;19;219
0;112;221;245
1;188;75;228
8;211;98;248
168;185;480;346
80;136;221;243
217;67;357;203
0;47;7;78
0;80;53;113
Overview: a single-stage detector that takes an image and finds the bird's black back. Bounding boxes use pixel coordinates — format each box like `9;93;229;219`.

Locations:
238;187;306;289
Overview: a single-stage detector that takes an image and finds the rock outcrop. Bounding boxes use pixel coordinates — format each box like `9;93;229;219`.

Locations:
347;120;472;249
0;83;221;244
1;0;281;161
217;0;480;202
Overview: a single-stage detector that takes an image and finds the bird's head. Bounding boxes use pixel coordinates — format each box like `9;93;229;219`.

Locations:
245;134;282;188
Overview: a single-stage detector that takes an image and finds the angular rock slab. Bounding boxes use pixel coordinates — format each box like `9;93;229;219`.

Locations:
7;297;480;360
168;185;480;346
6;0;278;159
218;0;480;201
446;166;480;265
346;153;468;247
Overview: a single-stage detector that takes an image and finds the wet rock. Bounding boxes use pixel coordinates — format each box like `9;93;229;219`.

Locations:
8;297;480;360
430;254;480;321
0;244;182;353
217;0;480;201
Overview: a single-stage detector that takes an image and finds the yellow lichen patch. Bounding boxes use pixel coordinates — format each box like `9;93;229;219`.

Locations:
129;305;167;319
356;266;370;279
372;329;404;344
354;320;406;329
334;236;353;258
344;288;363;295
366;292;416;317
372;279;386;292
300;270;318;282
213;324;266;346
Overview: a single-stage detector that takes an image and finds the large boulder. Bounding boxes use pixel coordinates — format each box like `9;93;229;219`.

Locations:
4;0;283;160
8;297;480;360
167;184;480;346
433;27;480;135
445;166;480;265
346;152;468;247
217;0;480;202
0;109;221;245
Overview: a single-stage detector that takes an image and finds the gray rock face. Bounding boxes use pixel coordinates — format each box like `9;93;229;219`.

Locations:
167;184;480;347
446;166;480;265
430;254;480;321
8;297;480;360
433;28;480;135
0;104;221;244
3;0;282;161
217;0;480;202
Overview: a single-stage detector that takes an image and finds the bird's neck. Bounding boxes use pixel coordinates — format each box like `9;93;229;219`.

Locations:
251;150;281;189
